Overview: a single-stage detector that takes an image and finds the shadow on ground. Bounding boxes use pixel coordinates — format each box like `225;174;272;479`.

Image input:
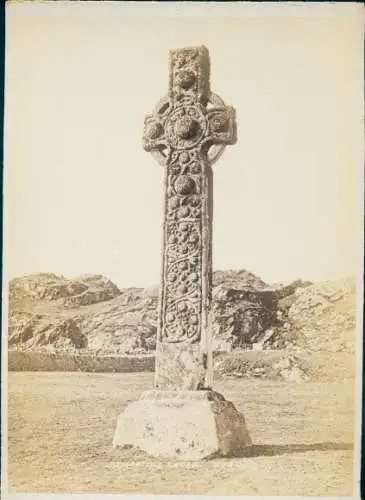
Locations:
110;442;354;462
238;441;353;458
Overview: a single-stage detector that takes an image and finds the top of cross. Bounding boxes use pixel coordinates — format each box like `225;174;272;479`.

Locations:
143;46;236;166
168;45;210;105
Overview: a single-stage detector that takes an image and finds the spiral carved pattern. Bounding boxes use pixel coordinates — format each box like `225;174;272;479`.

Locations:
162;151;204;343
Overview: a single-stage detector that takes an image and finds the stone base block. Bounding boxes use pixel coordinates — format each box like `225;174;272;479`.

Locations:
113;390;252;460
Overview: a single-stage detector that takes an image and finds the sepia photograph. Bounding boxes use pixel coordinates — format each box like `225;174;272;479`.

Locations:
2;1;364;497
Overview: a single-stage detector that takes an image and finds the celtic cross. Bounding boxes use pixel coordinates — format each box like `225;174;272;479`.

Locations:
143;46;236;390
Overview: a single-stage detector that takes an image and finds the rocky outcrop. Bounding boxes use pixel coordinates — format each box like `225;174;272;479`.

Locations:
8;313;87;349
9;273;121;308
213;269;269;290
9;280;158;354
214;350;310;383
211;273;312;351
8;271;356;358
287;277;356;353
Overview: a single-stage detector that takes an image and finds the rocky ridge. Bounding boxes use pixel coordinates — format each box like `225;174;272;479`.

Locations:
8;270;356;352
8;270;356;381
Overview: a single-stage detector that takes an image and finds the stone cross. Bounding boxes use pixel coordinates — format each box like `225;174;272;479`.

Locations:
113;46;251;459
143;46;236;390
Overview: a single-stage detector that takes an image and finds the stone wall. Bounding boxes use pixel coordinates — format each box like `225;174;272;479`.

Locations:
8;350;155;373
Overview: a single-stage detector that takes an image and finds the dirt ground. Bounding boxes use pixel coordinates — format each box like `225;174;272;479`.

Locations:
7;372;357;495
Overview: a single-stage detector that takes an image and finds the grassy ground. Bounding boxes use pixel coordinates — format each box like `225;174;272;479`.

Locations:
7;372;356;495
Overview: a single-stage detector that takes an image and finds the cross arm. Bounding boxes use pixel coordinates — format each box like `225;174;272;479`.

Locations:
204;105;237;149
143;113;167;153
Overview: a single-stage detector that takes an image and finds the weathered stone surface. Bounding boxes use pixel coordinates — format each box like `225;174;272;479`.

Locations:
113;390;252;460
154;342;211;390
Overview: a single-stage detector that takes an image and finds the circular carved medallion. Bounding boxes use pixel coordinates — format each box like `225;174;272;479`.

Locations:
145;121;163;140
174;175;196;195
174;117;199;139
163;299;200;343
210;114;228;132
164;105;207;150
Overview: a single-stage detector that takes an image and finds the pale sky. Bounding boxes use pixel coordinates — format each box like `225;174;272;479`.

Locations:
4;2;364;288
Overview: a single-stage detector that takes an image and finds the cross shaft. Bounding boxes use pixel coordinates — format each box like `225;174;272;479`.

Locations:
143;46;236;390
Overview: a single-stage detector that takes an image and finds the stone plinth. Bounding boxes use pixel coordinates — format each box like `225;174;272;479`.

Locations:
113;390;252;460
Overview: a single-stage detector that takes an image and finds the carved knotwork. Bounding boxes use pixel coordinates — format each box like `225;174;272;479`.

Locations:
143;46;236;344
